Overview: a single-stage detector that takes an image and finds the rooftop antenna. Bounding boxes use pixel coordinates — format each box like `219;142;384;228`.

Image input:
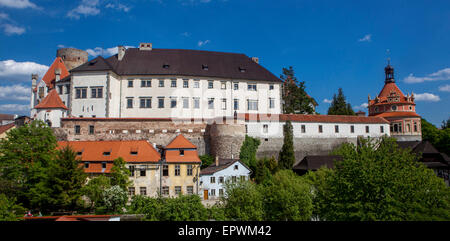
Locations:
386;49;391;65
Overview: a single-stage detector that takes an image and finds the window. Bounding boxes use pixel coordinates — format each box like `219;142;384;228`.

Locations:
183;97;189;109
140;168;146;177
414;122;418;132
234;99;239;110
193;98;200;109
140;187;147;196
101;162;107;169
161;186;169;196
129;166;135;177
247;84;257;91
130;150;138;155
128;80;133;87
301;125;306;133
210;177;215;183
210;189;216;196
239;67;246;72
75;88;87;99
380;126;384;133
221;98;227;110
335;125;339;133
234;165;239;170
247;99;258;111
208;98;214;109
194;80;200;88
269;84;274;90
158;97;164;108
183;79;189;88
91;87;103;98
269;98;275;109
174;165;180;176
128;187;135;196
187;165;193;176
75;125;81;135
221;82;226;90
263;124;268;133
89;125;94;135
219;189;224;196
163;165;169;176
180;150;185;156
171;79;177;87
175;186;182;195
240;176;246;182
65;85;69;94
318;125;323;133
392;105;397;111
141;79;151;87
350;125;355;133
208;81;214;89
170;98;177;108
366;126;370;133
219;177;224;184
127;98;133;108
158;79;165;87
84;162;89;169
103;152;110;156
232;176;237;183
58;85;63;94
38;87;45;98
140;98;152;108
233;82;239;90
187;186;194;195
202;64;209;70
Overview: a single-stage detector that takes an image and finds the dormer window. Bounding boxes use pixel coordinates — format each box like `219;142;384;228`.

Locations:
202;64;208;70
239;67;246;73
103;151;111;156
84;162;89;168
102;162;107;169
180;150;184;156
130;151;138;155
77;151;83;156
163;64;170;69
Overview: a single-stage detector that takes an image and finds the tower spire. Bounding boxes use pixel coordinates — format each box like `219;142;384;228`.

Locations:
384;49;394;83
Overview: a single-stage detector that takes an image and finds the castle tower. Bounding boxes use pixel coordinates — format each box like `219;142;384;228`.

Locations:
368;62;422;141
56;48;88;71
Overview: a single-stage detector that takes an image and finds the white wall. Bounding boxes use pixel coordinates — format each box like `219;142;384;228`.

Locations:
200;161;251;199
70;72;108;117
35;108;67;127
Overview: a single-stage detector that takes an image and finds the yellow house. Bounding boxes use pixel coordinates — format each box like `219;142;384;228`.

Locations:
161;135;201;197
0;123;15;140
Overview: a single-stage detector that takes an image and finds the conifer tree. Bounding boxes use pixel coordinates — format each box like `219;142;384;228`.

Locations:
279;121;295;169
281;66;316;114
327;88;356;115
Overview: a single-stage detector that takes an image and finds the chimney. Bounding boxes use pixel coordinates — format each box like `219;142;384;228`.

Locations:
356;111;366;117
31;74;38;89
55;68;61;82
215;156;219;166
139;43;152;51
251;57;259;64
118;46;126;61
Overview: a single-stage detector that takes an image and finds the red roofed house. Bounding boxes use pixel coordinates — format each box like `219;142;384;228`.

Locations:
368;62;422;141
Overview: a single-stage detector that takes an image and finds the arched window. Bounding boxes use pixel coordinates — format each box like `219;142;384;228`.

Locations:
393;124;398;133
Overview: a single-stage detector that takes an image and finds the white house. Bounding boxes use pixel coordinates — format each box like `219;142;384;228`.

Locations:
200;157;252;200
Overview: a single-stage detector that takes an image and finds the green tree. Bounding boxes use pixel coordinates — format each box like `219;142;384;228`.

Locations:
0;194;25;221
281;66;316;114
422;118;450;156
199;154;215;169
82;175;111;211
441;117;450;129
239;135;261;174
110;157;131;190
263;170;313;221
327;88;355;115
221;180;265;221
102;185;128;214
279;120;295;169
0;120;57;209
314;137;450;221
254;156;278;185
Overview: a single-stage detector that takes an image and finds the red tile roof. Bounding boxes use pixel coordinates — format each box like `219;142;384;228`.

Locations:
57;140;161;163
165;134;197;149
40;57;70;90
34;89;68;110
373;112;420;118
378;82;405;98
0;123;15;135
241;113;390;124
165;149;201;163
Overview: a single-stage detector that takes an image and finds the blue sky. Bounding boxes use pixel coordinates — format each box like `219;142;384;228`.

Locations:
0;0;449;126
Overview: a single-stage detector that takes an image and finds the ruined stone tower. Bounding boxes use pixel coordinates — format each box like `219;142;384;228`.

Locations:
56;48;88;71
210;122;246;160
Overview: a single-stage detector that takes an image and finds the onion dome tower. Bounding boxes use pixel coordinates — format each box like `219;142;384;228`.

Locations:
367;61;422;141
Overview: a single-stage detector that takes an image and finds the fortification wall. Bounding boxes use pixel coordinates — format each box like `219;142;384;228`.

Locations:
210;123;246;159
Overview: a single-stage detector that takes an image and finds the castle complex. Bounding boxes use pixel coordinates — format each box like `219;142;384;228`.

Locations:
30;43;421;165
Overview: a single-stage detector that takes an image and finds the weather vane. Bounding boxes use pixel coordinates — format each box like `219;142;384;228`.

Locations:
386;49;391;65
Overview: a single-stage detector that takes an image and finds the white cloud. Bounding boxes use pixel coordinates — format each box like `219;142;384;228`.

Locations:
105;3;131;12
404;68;450;83
0;103;29;113
67;0;101;19
354;103;368;110
414;93;440;102
198;40;210;47
0;84;30;101
323;98;332;104
439;84;450;92
358;34;372;42
0;60;48;81
86;46;134;57
181;32;191;37
0;12;9;20
2;23;25;35
0;0;39;9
